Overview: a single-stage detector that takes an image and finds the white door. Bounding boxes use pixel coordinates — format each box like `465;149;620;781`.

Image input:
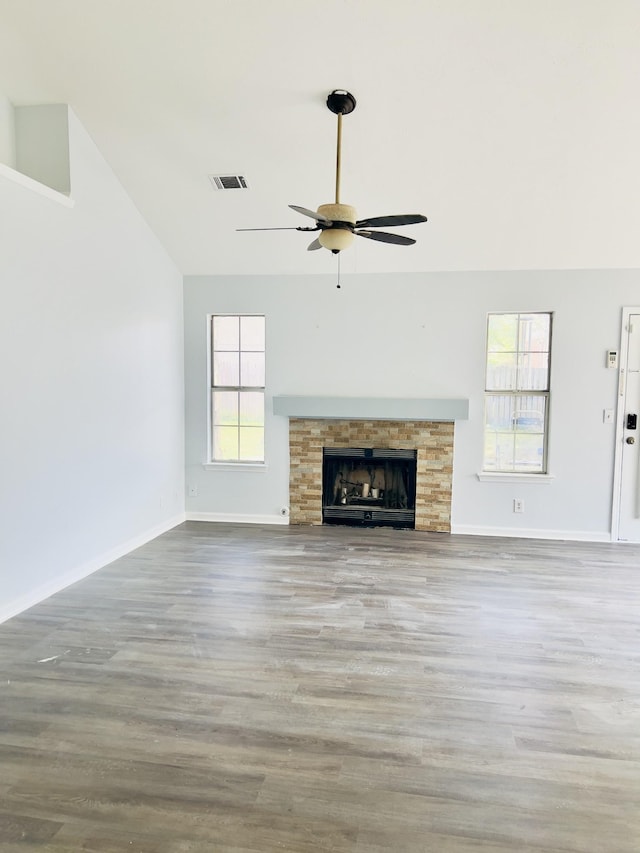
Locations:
616;311;640;541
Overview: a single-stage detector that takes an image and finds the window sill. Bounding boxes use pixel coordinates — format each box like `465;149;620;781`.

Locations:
203;462;267;472
477;472;555;484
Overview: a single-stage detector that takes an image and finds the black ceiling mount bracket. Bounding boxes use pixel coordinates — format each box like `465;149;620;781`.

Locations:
326;90;356;116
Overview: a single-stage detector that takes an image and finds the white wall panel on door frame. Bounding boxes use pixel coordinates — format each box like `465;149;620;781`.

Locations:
612;306;640;541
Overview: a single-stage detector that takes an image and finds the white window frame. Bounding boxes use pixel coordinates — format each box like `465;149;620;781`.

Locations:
207;314;265;466
482;311;553;476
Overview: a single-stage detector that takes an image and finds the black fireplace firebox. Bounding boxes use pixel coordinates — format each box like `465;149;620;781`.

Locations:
322;447;417;529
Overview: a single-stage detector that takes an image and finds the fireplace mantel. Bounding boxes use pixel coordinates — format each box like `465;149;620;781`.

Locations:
273;396;469;422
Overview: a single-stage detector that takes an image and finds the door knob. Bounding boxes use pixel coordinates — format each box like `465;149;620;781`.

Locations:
626;436;636;445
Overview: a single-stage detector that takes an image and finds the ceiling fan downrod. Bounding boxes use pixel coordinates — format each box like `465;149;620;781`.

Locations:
327;89;355;206
335;111;342;205
319;90;358;252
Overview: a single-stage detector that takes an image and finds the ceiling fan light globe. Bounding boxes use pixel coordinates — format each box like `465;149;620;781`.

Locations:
319;229;355;252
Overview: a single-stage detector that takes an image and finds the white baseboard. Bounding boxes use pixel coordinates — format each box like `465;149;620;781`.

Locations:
186;511;289;526
0;512;186;626
451;523;612;543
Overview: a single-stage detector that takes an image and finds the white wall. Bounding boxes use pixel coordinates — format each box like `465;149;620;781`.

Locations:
0;107;185;621
184;270;639;539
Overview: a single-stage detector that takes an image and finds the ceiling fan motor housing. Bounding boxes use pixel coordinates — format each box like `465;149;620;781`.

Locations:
317;203;356;224
317;203;357;252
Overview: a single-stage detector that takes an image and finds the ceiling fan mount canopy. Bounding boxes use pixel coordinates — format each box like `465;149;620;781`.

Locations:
326;89;356;116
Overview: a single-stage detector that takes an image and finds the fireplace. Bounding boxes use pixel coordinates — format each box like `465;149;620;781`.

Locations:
322;447;417;528
287;418;454;532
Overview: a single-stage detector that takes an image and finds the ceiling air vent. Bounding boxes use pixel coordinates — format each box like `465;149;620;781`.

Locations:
209;174;249;190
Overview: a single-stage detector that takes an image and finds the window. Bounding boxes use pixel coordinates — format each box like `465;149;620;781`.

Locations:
483;312;552;473
210;315;265;462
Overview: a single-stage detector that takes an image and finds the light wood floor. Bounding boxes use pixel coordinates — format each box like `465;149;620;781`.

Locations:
1;522;640;852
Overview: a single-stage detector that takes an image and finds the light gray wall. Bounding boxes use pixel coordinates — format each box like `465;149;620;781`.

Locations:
184;270;639;538
0;94;15;168
0;108;185;621
14;104;70;194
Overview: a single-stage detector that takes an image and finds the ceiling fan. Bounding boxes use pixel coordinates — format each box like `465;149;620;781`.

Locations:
238;90;427;254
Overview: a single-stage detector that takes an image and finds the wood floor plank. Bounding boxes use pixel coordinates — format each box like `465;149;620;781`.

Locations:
1;522;640;851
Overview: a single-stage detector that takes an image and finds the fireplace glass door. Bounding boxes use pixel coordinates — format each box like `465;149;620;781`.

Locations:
322;447;417;528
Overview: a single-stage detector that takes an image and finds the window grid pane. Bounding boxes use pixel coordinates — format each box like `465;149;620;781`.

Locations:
212;391;239;426
486;352;517;390
213;426;240;461
240;351;265;387
239;391;264;426
239;427;264;461
211;315;265;463
213;351;240;387
519;313;550;353
240;316;265;351
213;315;239;351
517;352;550;391
487;314;518;353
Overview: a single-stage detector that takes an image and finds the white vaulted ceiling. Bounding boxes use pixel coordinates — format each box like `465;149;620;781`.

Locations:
1;0;639;276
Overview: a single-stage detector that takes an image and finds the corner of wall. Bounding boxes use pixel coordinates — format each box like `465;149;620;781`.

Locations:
0;514;186;626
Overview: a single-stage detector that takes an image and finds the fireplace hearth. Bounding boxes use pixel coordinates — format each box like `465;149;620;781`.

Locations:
322;447;417;528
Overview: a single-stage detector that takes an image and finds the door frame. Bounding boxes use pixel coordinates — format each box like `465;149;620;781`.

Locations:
611;306;640;541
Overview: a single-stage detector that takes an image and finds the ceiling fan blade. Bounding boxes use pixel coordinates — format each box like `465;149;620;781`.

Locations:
355;214;427;228
237;227;303;231
307;238;323;251
356;230;416;246
289;204;332;224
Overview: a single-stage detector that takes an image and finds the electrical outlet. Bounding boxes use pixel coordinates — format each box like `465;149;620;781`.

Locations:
188;485;198;497
513;498;524;513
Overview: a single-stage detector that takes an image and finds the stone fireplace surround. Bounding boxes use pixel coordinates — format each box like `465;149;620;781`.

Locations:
288;418;455;532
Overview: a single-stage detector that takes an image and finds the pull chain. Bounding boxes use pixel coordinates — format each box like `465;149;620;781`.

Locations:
336;251;341;289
